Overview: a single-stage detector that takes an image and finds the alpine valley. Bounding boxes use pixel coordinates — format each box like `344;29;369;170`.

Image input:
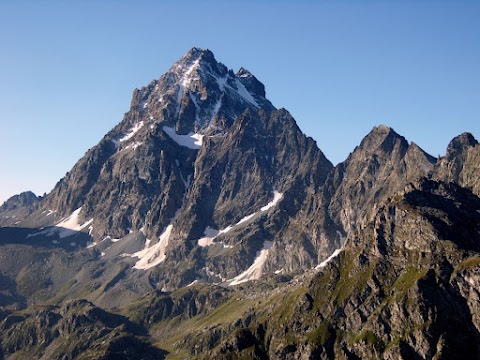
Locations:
1;48;479;359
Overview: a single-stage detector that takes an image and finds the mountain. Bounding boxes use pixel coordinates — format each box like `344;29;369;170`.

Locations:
327;125;436;230
0;191;42;227
434;132;480;196
0;48;334;301
1;48;479;359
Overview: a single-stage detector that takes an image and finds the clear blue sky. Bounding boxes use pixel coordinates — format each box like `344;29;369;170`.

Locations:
0;1;479;204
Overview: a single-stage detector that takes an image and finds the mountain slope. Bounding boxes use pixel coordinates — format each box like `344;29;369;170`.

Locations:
117;179;480;359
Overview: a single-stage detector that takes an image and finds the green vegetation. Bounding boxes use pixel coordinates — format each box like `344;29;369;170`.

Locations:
267;287;307;328
16;267;52;297
384;337;401;352
314;249;377;306
351;330;381;345
81;262;129;302
391;266;427;293
306;321;333;346
51;279;77;303
455;256;480;273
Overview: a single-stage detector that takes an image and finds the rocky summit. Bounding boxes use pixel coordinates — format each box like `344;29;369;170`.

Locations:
1;48;479;359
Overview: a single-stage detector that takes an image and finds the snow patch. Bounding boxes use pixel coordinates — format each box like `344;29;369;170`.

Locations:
215;75;227;92
120;121;144;143
175;58;200;116
187;280;200;287
26;208;93;239
189;92;201;124
124;142;143;151
204;267;226;282
229;241;273;286
198;227;220;247
163;126;203;149
197;191;283;248
132;225;173;270
108;236;122;243
191;133;204;147
336;230;346;242
211;98;222;121
219;225;233;235
132;195;187;270
175;83;184;116
236;213;256;226
234;79;259;107
55;208;93;238
213;73;259;108
181;58;200;88
315;248;343;270
260;191;283;211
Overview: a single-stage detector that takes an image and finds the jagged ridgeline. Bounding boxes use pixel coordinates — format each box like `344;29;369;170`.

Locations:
1;48;479;359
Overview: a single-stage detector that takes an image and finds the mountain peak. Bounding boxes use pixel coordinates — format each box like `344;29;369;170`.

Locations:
183;47;214;59
170;47;226;82
136;48;275;133
446;132;478;159
369;124;397;138
176;47;219;72
1;191;40;210
170;48;268;101
236;67;253;78
374;124;392;132
363;125;399;141
358;125;407;155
